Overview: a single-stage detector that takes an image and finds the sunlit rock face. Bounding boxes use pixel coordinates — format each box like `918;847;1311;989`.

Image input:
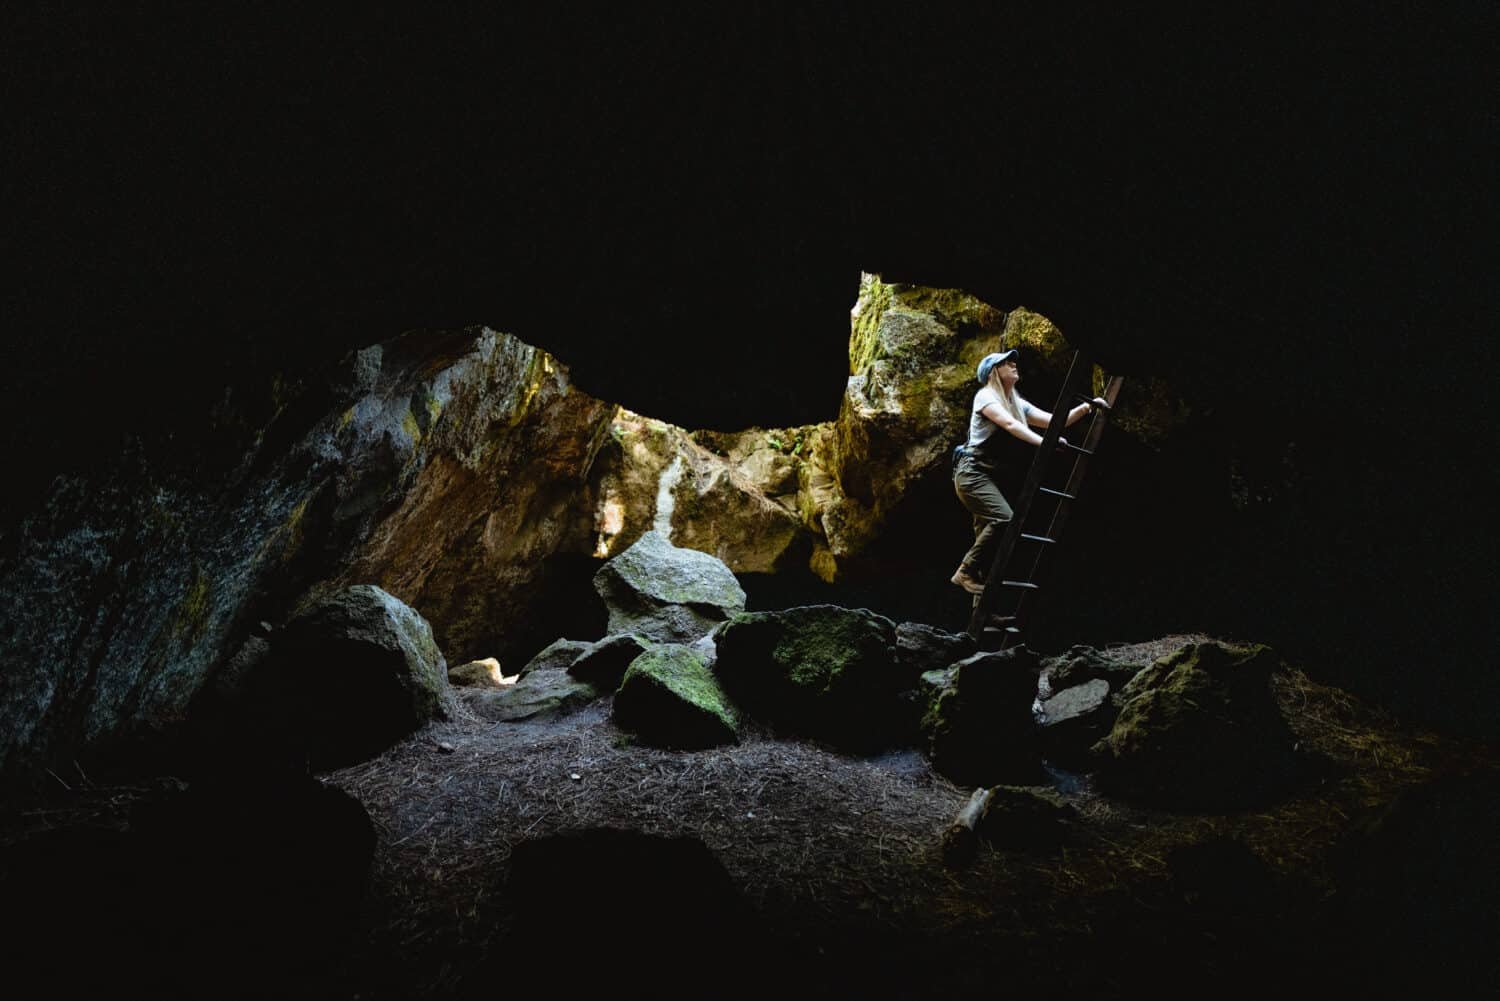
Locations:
0;278;1182;779
585;412;811;574
325;332;615;662
0;327;610;777
584;273;1192;585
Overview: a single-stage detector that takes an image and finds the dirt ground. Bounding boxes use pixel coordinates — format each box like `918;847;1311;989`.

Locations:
321;635;1492;999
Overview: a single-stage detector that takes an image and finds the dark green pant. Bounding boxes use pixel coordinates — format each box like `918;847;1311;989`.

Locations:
952;453;1014;575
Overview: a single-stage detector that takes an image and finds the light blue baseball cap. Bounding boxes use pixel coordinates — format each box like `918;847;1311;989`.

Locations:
976;349;1019;385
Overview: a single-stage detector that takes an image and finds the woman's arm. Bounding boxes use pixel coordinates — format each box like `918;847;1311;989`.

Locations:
980;403;1048;446
1026;397;1109;429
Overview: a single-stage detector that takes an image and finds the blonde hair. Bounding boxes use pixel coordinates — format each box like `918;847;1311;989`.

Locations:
987;371;1029;426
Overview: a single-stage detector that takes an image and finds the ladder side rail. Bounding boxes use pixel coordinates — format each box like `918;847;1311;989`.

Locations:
1003;374;1123;645
1016;374;1124;588
966;350;1093;640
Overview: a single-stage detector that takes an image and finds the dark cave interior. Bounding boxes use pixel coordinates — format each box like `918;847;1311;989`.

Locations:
1;8;1496;998
6;1;1492;731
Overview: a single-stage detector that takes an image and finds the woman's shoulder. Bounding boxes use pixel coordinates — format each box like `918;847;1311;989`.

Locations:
973;385;1001;409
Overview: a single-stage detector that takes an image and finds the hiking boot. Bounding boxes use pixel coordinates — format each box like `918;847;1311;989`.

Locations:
950;567;985;595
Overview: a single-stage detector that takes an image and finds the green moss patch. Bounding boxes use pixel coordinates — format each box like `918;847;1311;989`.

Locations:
613;645;737;749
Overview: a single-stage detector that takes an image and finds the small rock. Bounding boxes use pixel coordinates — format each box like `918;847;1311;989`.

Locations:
449;657;509;688
517;638;594;679
466;667;602;723
1038;678;1115;769
975;785;1078;851
569;633;652;688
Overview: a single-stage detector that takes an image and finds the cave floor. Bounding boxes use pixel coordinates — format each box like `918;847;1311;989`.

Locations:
320;637;1489;999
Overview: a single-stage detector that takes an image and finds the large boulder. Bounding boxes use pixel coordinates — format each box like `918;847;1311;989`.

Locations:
263;584;452;769
712;604;904;751
921;648;1042;786
592;531;747;643
1092;641;1299;808
612;645;738;749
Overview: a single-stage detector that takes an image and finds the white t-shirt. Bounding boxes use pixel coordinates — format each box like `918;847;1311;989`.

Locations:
967;386;1031;449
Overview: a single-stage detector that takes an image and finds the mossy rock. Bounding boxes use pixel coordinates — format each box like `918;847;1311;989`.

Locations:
1093;641;1299;809
712;604;903;751
975;785;1079;851
920;648;1043;787
613;645;737;749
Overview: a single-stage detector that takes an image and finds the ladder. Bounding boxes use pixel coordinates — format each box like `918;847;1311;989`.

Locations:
964;351;1123;646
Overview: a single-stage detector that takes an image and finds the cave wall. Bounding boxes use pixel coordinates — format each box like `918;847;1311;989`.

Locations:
2;6;1492;757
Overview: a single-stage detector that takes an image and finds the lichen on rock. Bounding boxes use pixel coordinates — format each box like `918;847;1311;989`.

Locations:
1093;641;1300;808
920;648;1043;786
591;530;747;643
711;604;906;751
612;644;738;749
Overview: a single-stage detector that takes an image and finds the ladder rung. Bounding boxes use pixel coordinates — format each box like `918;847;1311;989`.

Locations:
983;625;1022;635
1061;442;1095;456
1019;533;1056;545
1039;487;1076;501
998;580;1039;590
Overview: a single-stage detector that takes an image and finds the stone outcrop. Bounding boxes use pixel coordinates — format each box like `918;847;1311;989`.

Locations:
712;604;905;751
326;331;616;664
592;531;747;643
1092;641;1299;808
612;644;739;749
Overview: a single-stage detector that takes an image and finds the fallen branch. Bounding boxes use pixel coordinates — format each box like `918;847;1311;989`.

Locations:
941;787;994;868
